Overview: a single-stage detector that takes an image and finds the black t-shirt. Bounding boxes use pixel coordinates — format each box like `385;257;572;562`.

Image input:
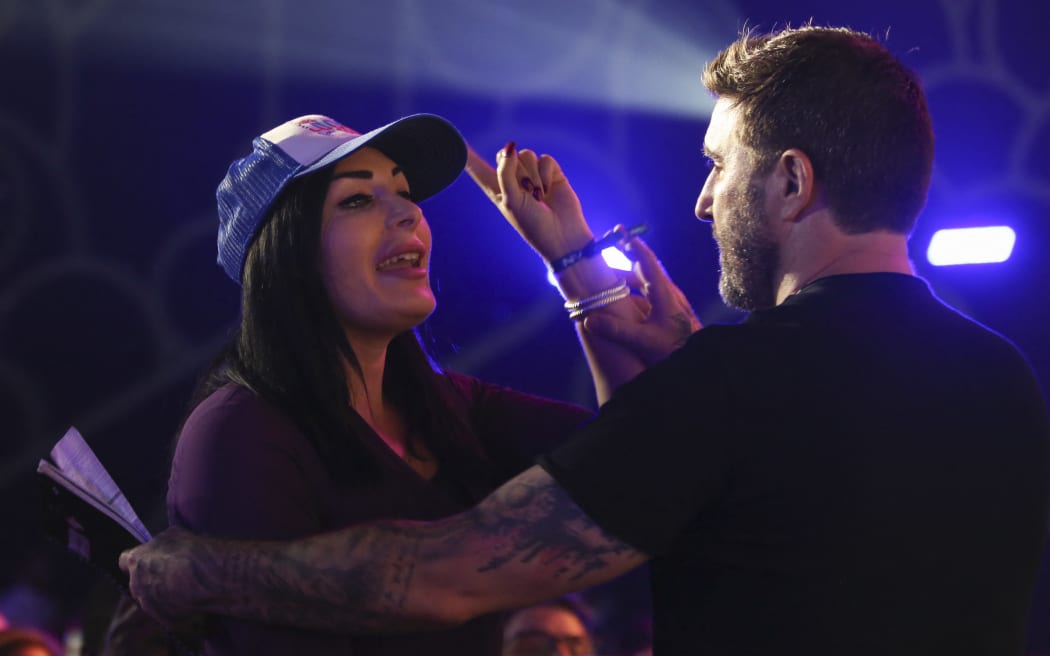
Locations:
540;273;1050;655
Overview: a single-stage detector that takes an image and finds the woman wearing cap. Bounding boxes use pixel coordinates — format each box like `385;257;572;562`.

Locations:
142;113;654;656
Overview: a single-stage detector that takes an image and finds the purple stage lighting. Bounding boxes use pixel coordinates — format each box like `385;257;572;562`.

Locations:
926;226;1016;266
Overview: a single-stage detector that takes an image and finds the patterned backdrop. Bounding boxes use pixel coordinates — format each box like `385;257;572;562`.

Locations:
1;0;1048;652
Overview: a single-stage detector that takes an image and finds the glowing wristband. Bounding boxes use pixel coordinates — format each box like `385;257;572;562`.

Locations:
549;223;648;273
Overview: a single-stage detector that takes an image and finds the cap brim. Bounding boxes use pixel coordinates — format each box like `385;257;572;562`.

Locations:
296;113;467;202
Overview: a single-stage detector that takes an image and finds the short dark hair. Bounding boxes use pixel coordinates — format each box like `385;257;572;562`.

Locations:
506;594;596;632
703;25;934;234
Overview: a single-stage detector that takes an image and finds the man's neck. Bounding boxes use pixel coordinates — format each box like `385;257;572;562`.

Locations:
776;230;913;304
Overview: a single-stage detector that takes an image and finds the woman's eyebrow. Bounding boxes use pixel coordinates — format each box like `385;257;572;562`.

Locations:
330;166;403;183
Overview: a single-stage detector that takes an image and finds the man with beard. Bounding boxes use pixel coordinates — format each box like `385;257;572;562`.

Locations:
121;25;1050;655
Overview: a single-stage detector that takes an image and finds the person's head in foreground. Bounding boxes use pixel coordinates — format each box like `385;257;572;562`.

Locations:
502;597;596;656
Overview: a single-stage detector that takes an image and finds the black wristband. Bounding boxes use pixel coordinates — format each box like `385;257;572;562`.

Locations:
548;223;649;274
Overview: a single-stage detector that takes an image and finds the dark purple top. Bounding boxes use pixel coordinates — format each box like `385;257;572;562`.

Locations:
168;371;591;655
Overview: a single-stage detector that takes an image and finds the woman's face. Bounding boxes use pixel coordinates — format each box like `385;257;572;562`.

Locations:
319;146;435;342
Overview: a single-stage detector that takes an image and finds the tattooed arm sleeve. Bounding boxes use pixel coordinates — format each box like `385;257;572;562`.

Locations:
122;465;649;631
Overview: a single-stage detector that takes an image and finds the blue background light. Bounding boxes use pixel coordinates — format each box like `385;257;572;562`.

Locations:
927;226;1017;266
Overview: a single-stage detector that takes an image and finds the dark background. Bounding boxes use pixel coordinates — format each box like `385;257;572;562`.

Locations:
2;0;1048;653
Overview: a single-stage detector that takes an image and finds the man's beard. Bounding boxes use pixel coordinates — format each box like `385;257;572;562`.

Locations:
714;181;780;311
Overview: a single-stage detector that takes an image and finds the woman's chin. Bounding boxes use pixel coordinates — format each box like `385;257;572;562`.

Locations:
400;299;437;330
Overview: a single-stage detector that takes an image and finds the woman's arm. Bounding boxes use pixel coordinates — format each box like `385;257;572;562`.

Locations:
465;144;699;403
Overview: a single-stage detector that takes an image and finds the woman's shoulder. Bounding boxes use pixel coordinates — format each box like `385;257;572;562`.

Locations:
168;385;331;541
439;369;593;465
179;383;303;453
442;370;591;418
191;382;291;420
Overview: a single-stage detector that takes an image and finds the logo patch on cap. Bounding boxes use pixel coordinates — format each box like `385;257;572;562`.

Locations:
295;116;359;138
260;114;362;167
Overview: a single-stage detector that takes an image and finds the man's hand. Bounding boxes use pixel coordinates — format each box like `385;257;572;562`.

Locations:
583;236;702;365
119;526;214;626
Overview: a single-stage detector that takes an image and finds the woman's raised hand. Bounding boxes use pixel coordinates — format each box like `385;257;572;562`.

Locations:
465;142;594;264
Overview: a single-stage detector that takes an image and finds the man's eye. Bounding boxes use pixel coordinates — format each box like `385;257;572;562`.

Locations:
701;155;717;172
338;193;371;209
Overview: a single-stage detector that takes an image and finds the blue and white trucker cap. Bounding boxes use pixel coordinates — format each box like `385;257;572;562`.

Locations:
216;113;467;283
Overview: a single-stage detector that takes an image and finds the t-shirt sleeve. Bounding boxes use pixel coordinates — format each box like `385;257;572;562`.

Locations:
167;386;323;540
538;330;736;557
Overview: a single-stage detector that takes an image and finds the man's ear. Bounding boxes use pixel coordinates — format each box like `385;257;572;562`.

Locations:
772;148;815;223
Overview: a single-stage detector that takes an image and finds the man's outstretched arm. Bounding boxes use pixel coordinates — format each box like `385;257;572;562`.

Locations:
120;465;649;631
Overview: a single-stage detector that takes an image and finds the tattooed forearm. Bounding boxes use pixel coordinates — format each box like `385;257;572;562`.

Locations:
124;467;647;633
466;471;637;582
234;468;643;631
207;523;446;631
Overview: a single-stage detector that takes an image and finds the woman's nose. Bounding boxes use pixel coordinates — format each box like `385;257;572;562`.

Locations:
387;194;422;229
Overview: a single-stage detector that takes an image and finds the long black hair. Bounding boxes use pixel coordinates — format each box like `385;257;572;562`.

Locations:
186;164;494;489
